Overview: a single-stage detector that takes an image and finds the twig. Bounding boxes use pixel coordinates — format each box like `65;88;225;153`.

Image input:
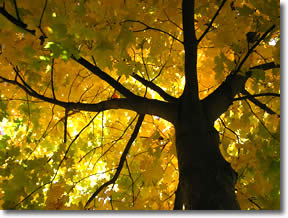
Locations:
125;159;136;206
244;99;279;141
219;117;240;143
121;20;183;44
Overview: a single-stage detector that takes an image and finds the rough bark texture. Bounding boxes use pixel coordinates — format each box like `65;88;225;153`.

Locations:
173;99;240;210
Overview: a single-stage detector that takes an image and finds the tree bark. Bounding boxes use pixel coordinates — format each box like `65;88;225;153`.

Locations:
173;100;240;210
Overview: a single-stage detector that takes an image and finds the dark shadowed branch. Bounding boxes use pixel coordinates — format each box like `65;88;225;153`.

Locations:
132;73;177;102
236;25;276;73
0;73;176;122
240;89;280;117
72;56;139;99
244;99;279;141
0;4;36;35
233;92;280;101
182;0;199;101
85;114;145;208
198;0;227;43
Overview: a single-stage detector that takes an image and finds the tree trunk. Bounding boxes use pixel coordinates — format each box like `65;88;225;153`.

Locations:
173;100;240;210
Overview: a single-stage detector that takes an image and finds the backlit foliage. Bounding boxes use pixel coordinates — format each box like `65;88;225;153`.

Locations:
0;0;279;210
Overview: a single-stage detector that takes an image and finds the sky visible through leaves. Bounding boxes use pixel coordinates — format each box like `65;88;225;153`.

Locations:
0;0;280;210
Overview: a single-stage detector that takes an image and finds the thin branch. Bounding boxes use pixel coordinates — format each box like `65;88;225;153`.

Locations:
0;6;35;35
1;74;175;121
163;9;183;31
72;56;139;99
236;25;276;73
140;42;150;80
121;20;183;44
244;99;279;141
64;108;68;143
132;73;177;102
92;115;138;167
248;198;262;210
250;62;280;71
125;159;135;206
85;114;145;208
12;0;21;21
219;117;241;143
15;112;99;208
38;0;48;43
241;89;280;117
53;112;100;180
233;92;280;101
51;58;56;99
198;0;227;43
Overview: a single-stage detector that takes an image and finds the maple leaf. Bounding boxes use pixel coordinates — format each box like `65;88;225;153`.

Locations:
0;0;280;211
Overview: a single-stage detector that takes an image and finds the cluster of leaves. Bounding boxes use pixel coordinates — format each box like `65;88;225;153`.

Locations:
0;0;280;210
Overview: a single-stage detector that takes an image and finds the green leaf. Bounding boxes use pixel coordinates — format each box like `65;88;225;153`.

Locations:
238;5;254;16
251;69;266;81
23;45;36;56
115;62;133;78
214;54;224;80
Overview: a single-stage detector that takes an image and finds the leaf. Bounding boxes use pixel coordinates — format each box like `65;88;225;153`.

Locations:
115;62;133;78
251;68;266;82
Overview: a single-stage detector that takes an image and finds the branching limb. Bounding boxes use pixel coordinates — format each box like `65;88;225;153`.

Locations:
132;73;177;102
219;117;241;143
203;60;279;123
244;99;279;141
198;0;227;43
236;25;276;73
85;114;145;209
240;89;280;117
0;73;176;122
121;19;183;44
14;112;99;208
72;56;138;99
0;6;36;35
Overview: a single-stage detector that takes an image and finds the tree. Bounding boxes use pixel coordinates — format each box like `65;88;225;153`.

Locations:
0;0;280;210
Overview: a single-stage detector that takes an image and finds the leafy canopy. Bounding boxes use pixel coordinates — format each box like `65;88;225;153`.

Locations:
0;0;280;210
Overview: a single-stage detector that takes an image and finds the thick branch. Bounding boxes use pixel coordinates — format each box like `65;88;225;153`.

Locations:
201;27;279;121
85;114;145;208
0;75;176;122
182;0;199;101
132;73;177;102
198;0;227;43
202;74;248;123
